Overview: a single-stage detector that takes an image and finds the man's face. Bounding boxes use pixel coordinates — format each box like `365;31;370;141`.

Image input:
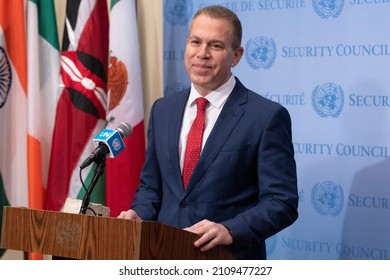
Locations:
184;14;243;96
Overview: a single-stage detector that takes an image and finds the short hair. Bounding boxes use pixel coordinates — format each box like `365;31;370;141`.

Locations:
191;5;242;50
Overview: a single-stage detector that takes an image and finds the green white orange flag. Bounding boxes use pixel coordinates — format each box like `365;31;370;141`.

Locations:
106;0;145;217
26;0;60;259
27;0;60;211
0;0;28;258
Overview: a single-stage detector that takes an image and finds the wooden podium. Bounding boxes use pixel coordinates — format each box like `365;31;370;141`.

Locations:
0;206;234;260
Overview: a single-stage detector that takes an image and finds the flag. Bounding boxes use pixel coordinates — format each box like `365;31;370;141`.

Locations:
26;0;60;260
106;0;145;217
27;0;60;212
0;0;28;257
45;0;109;212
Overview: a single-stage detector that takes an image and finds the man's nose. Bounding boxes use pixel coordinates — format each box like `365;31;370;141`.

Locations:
197;44;210;58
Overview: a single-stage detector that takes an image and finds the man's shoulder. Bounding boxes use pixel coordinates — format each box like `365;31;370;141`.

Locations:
153;88;188;106
234;77;277;105
240;87;282;108
159;87;189;102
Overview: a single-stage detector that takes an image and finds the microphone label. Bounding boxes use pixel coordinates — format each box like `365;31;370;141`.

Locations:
92;128;125;158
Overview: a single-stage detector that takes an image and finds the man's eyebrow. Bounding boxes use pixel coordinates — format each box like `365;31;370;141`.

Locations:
188;36;225;44
188;35;200;40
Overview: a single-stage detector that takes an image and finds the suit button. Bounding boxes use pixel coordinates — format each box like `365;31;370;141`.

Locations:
179;201;188;208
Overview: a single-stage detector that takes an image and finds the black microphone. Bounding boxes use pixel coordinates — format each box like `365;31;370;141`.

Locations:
80;122;132;169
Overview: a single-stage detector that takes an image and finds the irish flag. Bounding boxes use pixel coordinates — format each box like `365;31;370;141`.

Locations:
0;0;28;258
27;0;60;212
26;0;60;259
106;0;145;217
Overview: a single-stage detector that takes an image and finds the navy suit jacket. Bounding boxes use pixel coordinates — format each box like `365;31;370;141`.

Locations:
131;77;298;259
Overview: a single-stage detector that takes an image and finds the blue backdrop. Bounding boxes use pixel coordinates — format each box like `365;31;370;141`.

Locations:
163;0;390;259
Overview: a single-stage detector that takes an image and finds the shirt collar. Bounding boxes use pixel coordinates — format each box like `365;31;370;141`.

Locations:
188;75;236;108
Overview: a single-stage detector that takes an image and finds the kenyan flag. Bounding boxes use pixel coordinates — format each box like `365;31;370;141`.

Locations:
45;0;109;211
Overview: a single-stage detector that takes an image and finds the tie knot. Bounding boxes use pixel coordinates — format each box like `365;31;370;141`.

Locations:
196;97;209;112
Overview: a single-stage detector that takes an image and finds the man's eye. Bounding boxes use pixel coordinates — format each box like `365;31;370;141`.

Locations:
190;40;201;45
210;44;222;49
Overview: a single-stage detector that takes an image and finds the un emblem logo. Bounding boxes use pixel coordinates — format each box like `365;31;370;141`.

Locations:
164;0;193;26
112;138;122;151
245;36;276;70
312;0;344;19
312;83;344;118
311;181;344;216
0;46;12;109
164;82;189;96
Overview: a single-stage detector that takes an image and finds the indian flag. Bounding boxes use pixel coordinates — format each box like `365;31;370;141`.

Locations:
106;0;145;217
0;0;28;258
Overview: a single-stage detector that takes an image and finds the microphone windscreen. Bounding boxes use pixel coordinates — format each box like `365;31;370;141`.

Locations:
117;122;132;138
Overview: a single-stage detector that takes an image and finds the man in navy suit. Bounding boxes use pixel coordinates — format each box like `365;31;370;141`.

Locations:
118;5;298;259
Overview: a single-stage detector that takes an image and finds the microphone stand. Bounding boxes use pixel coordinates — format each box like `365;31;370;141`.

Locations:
79;155;106;215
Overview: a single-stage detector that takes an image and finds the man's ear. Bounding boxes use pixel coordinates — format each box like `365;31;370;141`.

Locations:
231;47;244;67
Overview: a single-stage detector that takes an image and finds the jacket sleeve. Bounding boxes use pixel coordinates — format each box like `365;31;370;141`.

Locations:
130;101;163;220
221;105;299;251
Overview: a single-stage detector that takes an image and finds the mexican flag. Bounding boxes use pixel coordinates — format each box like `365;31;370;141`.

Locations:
106;0;145;217
0;0;28;258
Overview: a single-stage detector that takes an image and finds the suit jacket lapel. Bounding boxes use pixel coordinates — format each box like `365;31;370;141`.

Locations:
168;89;190;191
185;79;248;193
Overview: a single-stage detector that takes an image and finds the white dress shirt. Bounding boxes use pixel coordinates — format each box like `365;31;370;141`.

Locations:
179;75;236;172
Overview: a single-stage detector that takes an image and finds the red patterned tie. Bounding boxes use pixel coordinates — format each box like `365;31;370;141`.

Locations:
182;97;209;188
